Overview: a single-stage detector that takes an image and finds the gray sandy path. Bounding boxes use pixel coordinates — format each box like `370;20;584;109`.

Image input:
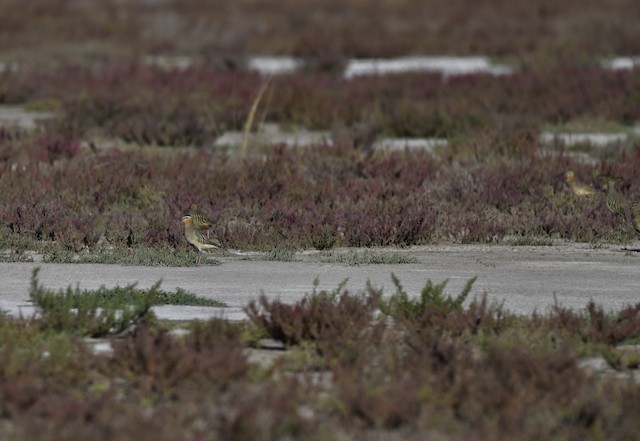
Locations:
0;243;638;320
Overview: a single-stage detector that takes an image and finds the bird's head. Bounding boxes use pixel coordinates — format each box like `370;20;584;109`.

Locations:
182;215;192;225
565;171;574;183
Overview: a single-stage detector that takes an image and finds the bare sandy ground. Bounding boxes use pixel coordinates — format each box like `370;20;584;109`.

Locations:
0;242;638;320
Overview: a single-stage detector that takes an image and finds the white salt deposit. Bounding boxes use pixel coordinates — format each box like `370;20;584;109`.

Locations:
343;56;514;79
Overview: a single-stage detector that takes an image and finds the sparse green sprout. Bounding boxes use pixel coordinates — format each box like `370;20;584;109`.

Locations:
150;288;226;307
263;248;298;262
307;276;348;304
318;250;418;265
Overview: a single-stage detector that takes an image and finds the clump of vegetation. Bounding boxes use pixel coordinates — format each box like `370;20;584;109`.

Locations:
29;268;224;337
317;250;418;265
30;268;155;337
0;273;637;438
242;275;640;439
4;64;640;141
42;246;221;267
2;134;637;260
380;272;477;323
311;224;339;250
547;301;640;346
244;278;378;350
260;247;298;262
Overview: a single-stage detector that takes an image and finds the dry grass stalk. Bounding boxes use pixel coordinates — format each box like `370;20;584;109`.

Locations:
241;75;274;158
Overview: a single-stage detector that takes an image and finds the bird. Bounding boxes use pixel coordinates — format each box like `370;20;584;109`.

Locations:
182;215;222;264
601;176;627;216
186;204;214;237
565;171;596;196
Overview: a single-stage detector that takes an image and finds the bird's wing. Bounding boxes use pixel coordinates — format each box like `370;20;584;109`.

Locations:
195;230;222;248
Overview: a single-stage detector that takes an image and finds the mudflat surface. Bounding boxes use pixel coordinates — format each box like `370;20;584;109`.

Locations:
1;243;638;320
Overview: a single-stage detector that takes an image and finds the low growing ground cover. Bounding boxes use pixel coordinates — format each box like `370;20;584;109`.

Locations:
2;65;640;143
0;273;637;439
0;15;639;261
1;0;640;65
1;1;639;438
1;127;638;260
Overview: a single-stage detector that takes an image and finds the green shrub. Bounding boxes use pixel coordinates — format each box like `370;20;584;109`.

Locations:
381;272;477;323
29;268;155;337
